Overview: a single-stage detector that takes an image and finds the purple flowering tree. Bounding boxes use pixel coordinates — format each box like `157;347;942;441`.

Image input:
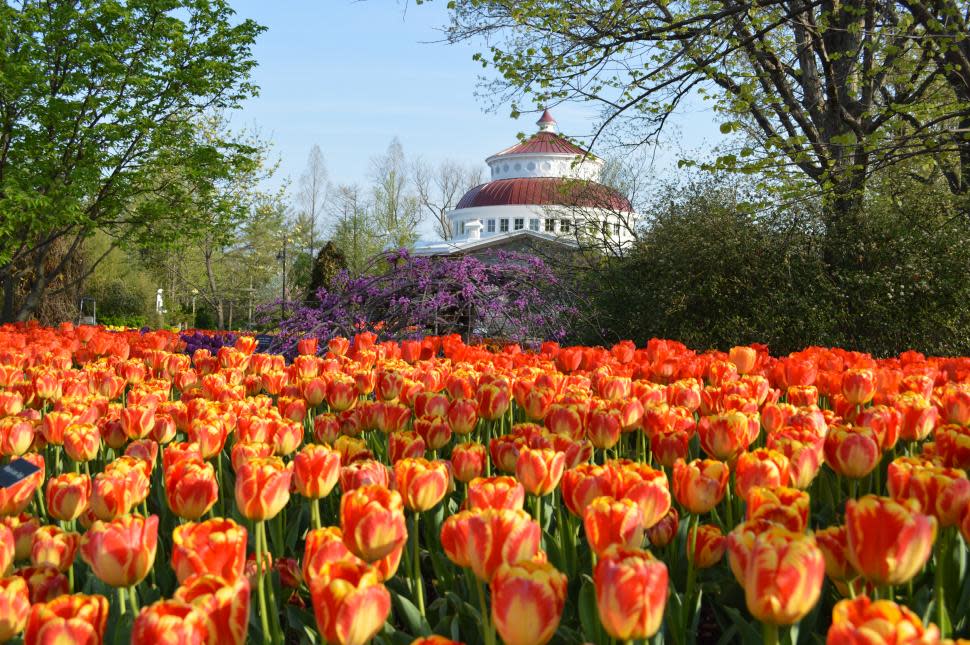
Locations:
272;249;584;352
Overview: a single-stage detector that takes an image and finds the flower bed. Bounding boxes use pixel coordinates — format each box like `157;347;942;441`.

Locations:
0;322;967;644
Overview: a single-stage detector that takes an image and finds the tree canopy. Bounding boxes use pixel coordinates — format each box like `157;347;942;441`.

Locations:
0;0;264;322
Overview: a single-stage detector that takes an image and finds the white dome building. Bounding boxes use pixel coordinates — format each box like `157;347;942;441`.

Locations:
415;111;637;256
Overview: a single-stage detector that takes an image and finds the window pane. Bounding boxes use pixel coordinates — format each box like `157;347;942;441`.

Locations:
500;219;509;232
529;218;539;231
561;219;571;232
514;218;524;230
544;219;555;232
487;219;495;233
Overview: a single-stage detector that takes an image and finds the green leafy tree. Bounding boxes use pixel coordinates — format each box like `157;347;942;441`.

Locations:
0;0;263;322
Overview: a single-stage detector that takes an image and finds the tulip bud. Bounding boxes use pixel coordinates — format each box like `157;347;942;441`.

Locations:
491;560;567;645
293;443;341;500
80;514;158;587
584;496;644;556
672;458;729;515
827;596;939;644
171;518;247;584
845;495;936;586
132;599;208;644
340;485;407;562
234;457;292;522
25;593;109;644
45;473;91;523
394;458;450;512
516;448;566;497
174;574;251;645
0;576;29;641
308;561;391;645
450;442;486;483
594;547;668;640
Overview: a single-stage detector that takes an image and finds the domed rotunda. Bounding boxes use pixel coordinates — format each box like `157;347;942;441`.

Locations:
414;111;637;256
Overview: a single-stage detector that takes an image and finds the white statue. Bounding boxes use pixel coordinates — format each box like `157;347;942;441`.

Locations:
155;288;166;314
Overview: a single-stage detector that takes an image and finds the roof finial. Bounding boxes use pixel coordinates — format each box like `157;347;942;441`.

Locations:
536;109;557;133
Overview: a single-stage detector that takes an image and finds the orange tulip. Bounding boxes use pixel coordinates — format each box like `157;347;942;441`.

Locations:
842;369;877;406
561;464;616;517
824;425;881;479
447;399;478;435
466;476;525;511
845;495;936;585
439;508;541;582
339;459;389;492
303;526;359;580
515;448;566;497
815;525;853;585
340;485;407;562
729;346;758;374
3;514;38;563
0;576;29;641
171;518;248;584
584;496;645;556
607;461;670;530
672;458;729;515
891;464;970;528
121;404;156;440
936;424;970;469
414;416;451;451
450;442;486;483
132;599;208;644
734;449;790;500
293;443;341;499
174;574;251;645
698;410;758;461
16;564;68;603
394;458;450;512
30;526;79;572
827;596;940;644
688;524;726;568
309;561;391;645
587;408;622;450
741;527;825;625
594;547;668;640
164;458;219;520
0;417;33;457
544;404;585;440
650;428;691;469
477;383;511;421
388;431;426;464
491;560;567;645
746;486;810;532
45;473;90;522
896;393;938;442
646;507;679;548
79;514;158;587
24;593;109;645
234;456;292;521
327;374;358;412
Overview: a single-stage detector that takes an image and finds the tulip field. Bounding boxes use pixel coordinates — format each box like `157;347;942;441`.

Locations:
1;324;970;644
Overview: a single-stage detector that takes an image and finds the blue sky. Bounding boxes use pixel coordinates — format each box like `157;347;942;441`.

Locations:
228;1;724;208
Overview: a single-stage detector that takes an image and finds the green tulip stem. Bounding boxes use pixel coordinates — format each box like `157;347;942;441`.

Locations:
475;577;496;645
254;520;272;644
762;622;779;645
936;528;952;637
128;586;140;615
117;587;127;617
412;511;426;617
310;498;322;530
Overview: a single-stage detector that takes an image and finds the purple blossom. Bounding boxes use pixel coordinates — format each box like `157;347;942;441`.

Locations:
263;249;584;355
